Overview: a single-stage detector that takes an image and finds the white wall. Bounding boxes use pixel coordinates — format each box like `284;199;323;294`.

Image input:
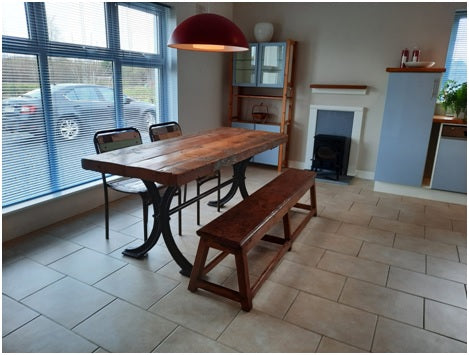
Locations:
171;2;233;134
233;2;464;174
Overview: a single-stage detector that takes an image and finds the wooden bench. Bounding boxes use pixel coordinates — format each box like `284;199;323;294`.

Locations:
188;168;317;311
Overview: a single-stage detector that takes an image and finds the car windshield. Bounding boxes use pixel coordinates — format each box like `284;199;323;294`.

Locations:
23;88;41;99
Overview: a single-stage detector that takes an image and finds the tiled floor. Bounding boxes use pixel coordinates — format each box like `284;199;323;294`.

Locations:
2;165;467;352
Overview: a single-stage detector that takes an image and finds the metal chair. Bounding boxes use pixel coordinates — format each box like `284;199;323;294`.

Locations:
93;127;182;240
149;121;221;225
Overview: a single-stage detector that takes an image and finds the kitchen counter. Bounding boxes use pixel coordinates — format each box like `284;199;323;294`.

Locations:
433;115;466;125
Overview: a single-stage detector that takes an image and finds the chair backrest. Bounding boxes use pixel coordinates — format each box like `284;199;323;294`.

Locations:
94;127;142;154
149;121;182;142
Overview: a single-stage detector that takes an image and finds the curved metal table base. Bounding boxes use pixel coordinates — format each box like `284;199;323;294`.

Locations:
123;158;251;276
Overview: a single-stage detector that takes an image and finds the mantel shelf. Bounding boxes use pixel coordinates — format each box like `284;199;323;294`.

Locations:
310;84;368;95
236;94;292;100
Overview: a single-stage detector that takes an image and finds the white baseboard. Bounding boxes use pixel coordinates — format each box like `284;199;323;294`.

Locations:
374;181;467;205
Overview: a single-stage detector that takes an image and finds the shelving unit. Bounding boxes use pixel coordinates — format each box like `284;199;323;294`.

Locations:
228;39;297;172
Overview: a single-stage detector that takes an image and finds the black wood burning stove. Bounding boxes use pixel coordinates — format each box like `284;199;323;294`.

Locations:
311;134;351;180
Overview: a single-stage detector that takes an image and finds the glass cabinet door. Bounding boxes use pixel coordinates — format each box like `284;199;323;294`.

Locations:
258;43;286;88
233;43;257;86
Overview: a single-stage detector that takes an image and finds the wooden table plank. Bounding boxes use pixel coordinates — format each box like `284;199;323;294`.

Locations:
82;127;287;186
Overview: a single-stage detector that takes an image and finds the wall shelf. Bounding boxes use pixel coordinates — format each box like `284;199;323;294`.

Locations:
386;67;446;73
310;84;368;95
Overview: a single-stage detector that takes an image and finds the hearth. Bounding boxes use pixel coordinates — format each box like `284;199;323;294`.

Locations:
311;134;351;180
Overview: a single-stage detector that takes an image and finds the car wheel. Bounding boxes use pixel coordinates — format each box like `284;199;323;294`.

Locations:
58;117;80;140
143;111;156;128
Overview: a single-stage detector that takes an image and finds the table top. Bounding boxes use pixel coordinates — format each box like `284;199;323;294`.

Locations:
82;127;287;186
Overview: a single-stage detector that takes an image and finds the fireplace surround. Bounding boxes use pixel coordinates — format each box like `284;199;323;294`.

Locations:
305;105;364;176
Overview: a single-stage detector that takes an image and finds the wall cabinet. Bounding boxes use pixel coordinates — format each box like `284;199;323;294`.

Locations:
233;42;287;88
374;68;445;187
229;40;296;171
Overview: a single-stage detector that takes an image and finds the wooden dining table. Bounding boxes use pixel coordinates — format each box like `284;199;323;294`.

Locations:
82;127;287;276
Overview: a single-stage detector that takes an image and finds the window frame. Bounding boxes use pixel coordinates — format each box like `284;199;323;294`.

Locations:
2;2;171;208
441;9;467;87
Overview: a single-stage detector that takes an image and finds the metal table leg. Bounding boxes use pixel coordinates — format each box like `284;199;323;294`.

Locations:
123;181;192;276
208;158;250;208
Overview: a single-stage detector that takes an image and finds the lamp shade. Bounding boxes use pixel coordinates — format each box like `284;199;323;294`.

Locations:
168;13;249;52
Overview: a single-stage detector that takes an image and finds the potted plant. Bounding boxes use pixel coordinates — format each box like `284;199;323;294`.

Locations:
438;80;467;119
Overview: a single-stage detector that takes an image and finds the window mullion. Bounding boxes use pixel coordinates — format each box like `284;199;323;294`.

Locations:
29;2;60;192
105;3;124;128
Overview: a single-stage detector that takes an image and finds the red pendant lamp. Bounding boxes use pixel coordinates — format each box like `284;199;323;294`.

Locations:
168;13;249;52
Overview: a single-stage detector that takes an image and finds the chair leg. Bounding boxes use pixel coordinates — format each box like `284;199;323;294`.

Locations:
178;188;182;236
183;184;188;202
216;173;221;213
103;185;110;240
196;181;201;225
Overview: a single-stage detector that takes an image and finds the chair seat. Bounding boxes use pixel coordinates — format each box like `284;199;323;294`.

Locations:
107;177;148;194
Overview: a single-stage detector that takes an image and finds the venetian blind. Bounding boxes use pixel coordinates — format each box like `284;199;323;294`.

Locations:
2;2;170;208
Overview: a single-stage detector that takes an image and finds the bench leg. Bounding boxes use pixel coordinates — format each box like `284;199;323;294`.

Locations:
235;251;252;311
188;239;210;292
310;183;318;216
283;213;293;251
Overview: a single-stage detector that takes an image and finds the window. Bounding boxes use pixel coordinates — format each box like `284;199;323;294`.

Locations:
441;10;467;86
2;2;171;208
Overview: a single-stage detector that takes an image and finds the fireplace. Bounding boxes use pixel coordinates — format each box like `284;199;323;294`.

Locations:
312;134;351;180
305;105;364;177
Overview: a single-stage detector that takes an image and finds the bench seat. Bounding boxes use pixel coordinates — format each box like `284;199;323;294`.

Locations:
188;168;317;311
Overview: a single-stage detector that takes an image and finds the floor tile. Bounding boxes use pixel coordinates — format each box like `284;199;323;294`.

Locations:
372;317;466;352
149;284;241;339
399;209;452;230
44;217;96;239
154;326;235;353
297;230;362;256
426;255;467;283
2;295;39;336
458;246;467;263
285;292;377;351
452;219;467;234
283;241;325;266
48;248;126;285
425;300;467;342
426;203;466;221
395;234;459;261
320;205;372;226
95;264;178;309
23;236;83;265
22;277;115;328
109;241;174;272
218;310;321;352
387;266;466;308
316;337;366;353
69;226;136;254
350;201;399;220
269;259;345;301
358;241;426;273
370;216;424;237
106;210;142;232
425;226;467;247
251;280;299;318
318;250;389;286
304;216;341;234
3;316;97;353
3;258;64;300
336;222;395;246
74;299;177;353
339;278;423;327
